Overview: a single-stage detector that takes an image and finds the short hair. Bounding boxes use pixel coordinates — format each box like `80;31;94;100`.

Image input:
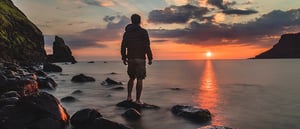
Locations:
131;14;141;24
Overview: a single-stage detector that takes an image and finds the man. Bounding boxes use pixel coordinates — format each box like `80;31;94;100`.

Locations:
121;14;153;104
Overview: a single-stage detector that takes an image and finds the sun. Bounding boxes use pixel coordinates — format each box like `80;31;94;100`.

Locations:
206;51;212;57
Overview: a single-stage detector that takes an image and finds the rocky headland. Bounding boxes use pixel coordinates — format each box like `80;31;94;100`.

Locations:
0;0;46;63
253;33;300;59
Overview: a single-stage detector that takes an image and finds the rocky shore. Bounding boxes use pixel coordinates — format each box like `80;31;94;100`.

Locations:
0;62;132;129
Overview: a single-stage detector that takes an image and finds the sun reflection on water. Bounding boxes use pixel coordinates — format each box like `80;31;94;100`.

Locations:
195;60;225;125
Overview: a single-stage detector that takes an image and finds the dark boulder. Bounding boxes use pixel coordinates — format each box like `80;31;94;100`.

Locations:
0;91;21;98
27;117;63;129
70;108;102;128
0;74;7;81
61;96;77;102
198;125;233;129
110;72;117;75
47;36;77;63
0;97;19;107
101;78;122;86
122;108;141;120
3;70;17;78
71;74;95;83
35;70;47;77
0;78;38;96
0;92;69;129
43;63;62;72
93;118;132;129
112;86;125;90
71;108;131;129
37;77;57;90
170;88;182;91
116;100;160;110
72;90;83;95
171;105;211;123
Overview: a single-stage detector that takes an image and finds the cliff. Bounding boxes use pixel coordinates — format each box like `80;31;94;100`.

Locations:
254;33;300;59
47;36;77;63
0;0;46;63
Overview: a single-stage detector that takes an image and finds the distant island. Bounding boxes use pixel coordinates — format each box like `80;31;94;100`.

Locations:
253;33;300;59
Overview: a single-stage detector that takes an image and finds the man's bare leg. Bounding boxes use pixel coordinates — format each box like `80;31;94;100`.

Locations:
127;78;135;101
136;79;143;104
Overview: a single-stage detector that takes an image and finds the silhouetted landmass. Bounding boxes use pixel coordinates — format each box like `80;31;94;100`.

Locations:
253;33;300;59
0;0;46;63
47;36;77;63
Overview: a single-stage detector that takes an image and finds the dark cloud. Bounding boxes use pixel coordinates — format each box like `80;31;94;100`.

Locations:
149;9;300;46
148;4;209;24
207;0;258;15
151;40;169;43
45;16;130;49
103;16;116;22
222;9;258;15
207;0;227;9
207;0;236;9
82;0;101;6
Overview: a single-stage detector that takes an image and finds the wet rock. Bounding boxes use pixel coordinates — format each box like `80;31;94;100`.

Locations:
71;74;96;83
4;70;17;78
93;117;132;129
112;86;125;90
0;77;38;96
110;72;117;75
0;74;7;81
170;88;182;91
1;92;69;129
61;96;77;102
72;90;83;95
43;63;62;72
101;78;122;86
122;108;141;120
35;70;47;77
27;117;62;129
37;77;57;90
71;108;102;128
198;125;234;129
171;105;211;123
116;100;160;110
0;97;19;107
3;62;20;71
60;73;70;76
1;91;21;98
71;108;131;129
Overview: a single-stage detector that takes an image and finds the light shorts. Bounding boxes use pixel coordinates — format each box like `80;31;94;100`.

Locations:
127;58;146;80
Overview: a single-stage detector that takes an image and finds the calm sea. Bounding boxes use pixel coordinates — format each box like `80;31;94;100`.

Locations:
46;59;300;129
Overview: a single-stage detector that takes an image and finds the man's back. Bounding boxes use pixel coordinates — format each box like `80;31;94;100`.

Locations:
121;24;152;60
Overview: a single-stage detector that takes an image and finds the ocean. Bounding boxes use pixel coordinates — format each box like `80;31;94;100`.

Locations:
46;59;300;129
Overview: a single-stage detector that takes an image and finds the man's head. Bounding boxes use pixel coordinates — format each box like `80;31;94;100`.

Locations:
131;14;141;24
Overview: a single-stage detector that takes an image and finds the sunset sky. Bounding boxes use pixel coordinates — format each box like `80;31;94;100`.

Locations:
12;0;300;61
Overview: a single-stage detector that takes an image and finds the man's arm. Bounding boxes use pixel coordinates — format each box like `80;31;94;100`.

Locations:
121;33;127;65
144;31;153;65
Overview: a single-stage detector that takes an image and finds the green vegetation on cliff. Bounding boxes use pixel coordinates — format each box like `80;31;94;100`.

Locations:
0;0;46;62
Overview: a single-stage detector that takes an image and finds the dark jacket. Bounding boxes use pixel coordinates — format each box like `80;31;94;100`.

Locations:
121;24;153;60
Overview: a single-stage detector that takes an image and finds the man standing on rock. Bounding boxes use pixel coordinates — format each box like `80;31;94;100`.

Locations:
121;14;153;104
